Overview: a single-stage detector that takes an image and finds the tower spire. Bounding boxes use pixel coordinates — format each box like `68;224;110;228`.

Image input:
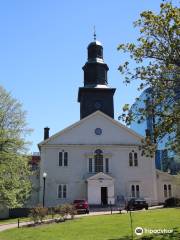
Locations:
78;38;116;119
93;26;96;41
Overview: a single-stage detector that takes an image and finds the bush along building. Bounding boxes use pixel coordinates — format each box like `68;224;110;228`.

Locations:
36;39;180;208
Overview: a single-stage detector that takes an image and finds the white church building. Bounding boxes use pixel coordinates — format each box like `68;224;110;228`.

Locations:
37;39;180;207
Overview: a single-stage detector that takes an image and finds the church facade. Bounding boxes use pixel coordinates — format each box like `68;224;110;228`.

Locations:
37;39;180;207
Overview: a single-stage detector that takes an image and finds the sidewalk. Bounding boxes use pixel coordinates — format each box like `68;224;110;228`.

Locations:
0;205;163;232
0;221;32;232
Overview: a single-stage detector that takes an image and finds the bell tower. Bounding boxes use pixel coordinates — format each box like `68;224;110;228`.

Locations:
78;38;116;119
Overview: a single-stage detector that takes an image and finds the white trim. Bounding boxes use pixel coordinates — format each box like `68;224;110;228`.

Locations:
163;183;173;198
58;150;68;167
41;144;141;149
38;111;144;147
130;184;140;198
87;172;114;181
57;184;68;199
86;150;111;174
128;151;139;167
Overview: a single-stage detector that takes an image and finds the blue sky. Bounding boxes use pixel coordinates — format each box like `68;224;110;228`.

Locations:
0;0;178;153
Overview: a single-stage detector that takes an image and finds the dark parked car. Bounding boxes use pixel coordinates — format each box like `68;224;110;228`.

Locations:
125;198;148;211
73;199;89;214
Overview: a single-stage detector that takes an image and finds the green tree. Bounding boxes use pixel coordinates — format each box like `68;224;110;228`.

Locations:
0;85;32;208
118;1;180;157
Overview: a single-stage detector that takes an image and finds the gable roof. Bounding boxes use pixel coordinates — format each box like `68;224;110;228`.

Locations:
38;110;144;147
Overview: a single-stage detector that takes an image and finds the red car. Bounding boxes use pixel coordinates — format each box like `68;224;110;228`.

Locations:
73;199;89;214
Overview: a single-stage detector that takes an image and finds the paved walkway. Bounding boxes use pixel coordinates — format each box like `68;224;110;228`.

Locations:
0;221;32;232
0;205;163;232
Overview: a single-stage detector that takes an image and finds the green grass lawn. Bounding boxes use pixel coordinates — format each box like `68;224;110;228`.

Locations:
0;208;179;240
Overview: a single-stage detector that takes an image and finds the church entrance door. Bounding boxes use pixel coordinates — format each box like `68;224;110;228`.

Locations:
87;172;115;205
101;187;108;205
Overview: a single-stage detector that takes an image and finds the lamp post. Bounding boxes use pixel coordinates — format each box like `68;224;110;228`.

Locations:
43;172;47;207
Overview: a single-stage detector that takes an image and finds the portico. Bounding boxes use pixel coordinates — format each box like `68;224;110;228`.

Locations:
87;172;115;205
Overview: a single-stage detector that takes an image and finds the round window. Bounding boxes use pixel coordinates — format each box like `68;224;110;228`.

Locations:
95;128;102;135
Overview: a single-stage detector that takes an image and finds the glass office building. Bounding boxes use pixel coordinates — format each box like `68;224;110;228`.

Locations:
130;88;180;174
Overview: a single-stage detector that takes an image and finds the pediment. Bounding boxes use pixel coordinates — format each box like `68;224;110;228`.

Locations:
87;172;114;181
39;111;143;147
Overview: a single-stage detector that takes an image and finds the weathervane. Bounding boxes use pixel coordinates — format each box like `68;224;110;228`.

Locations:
93;25;96;41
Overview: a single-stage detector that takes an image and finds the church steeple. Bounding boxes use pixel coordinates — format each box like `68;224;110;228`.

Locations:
83;40;109;87
78;39;116;119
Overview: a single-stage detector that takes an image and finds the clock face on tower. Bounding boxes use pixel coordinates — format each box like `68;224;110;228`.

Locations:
94;101;102;110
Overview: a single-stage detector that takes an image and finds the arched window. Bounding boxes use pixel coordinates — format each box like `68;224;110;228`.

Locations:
129;153;133;166
168;184;172;197
94;149;103;172
164;184;167;198
94;149;103;154
131;185;135;197
134;153;138;166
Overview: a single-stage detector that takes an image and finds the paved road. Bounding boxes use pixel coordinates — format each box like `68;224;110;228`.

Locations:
0;205;163;232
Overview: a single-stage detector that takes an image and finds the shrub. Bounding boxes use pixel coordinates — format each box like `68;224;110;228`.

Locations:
69;205;77;219
38;207;48;222
48;207;55;219
55;204;77;221
62;204;71;219
164;197;180;207
54;205;65;220
29;205;48;224
29;207;39;224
